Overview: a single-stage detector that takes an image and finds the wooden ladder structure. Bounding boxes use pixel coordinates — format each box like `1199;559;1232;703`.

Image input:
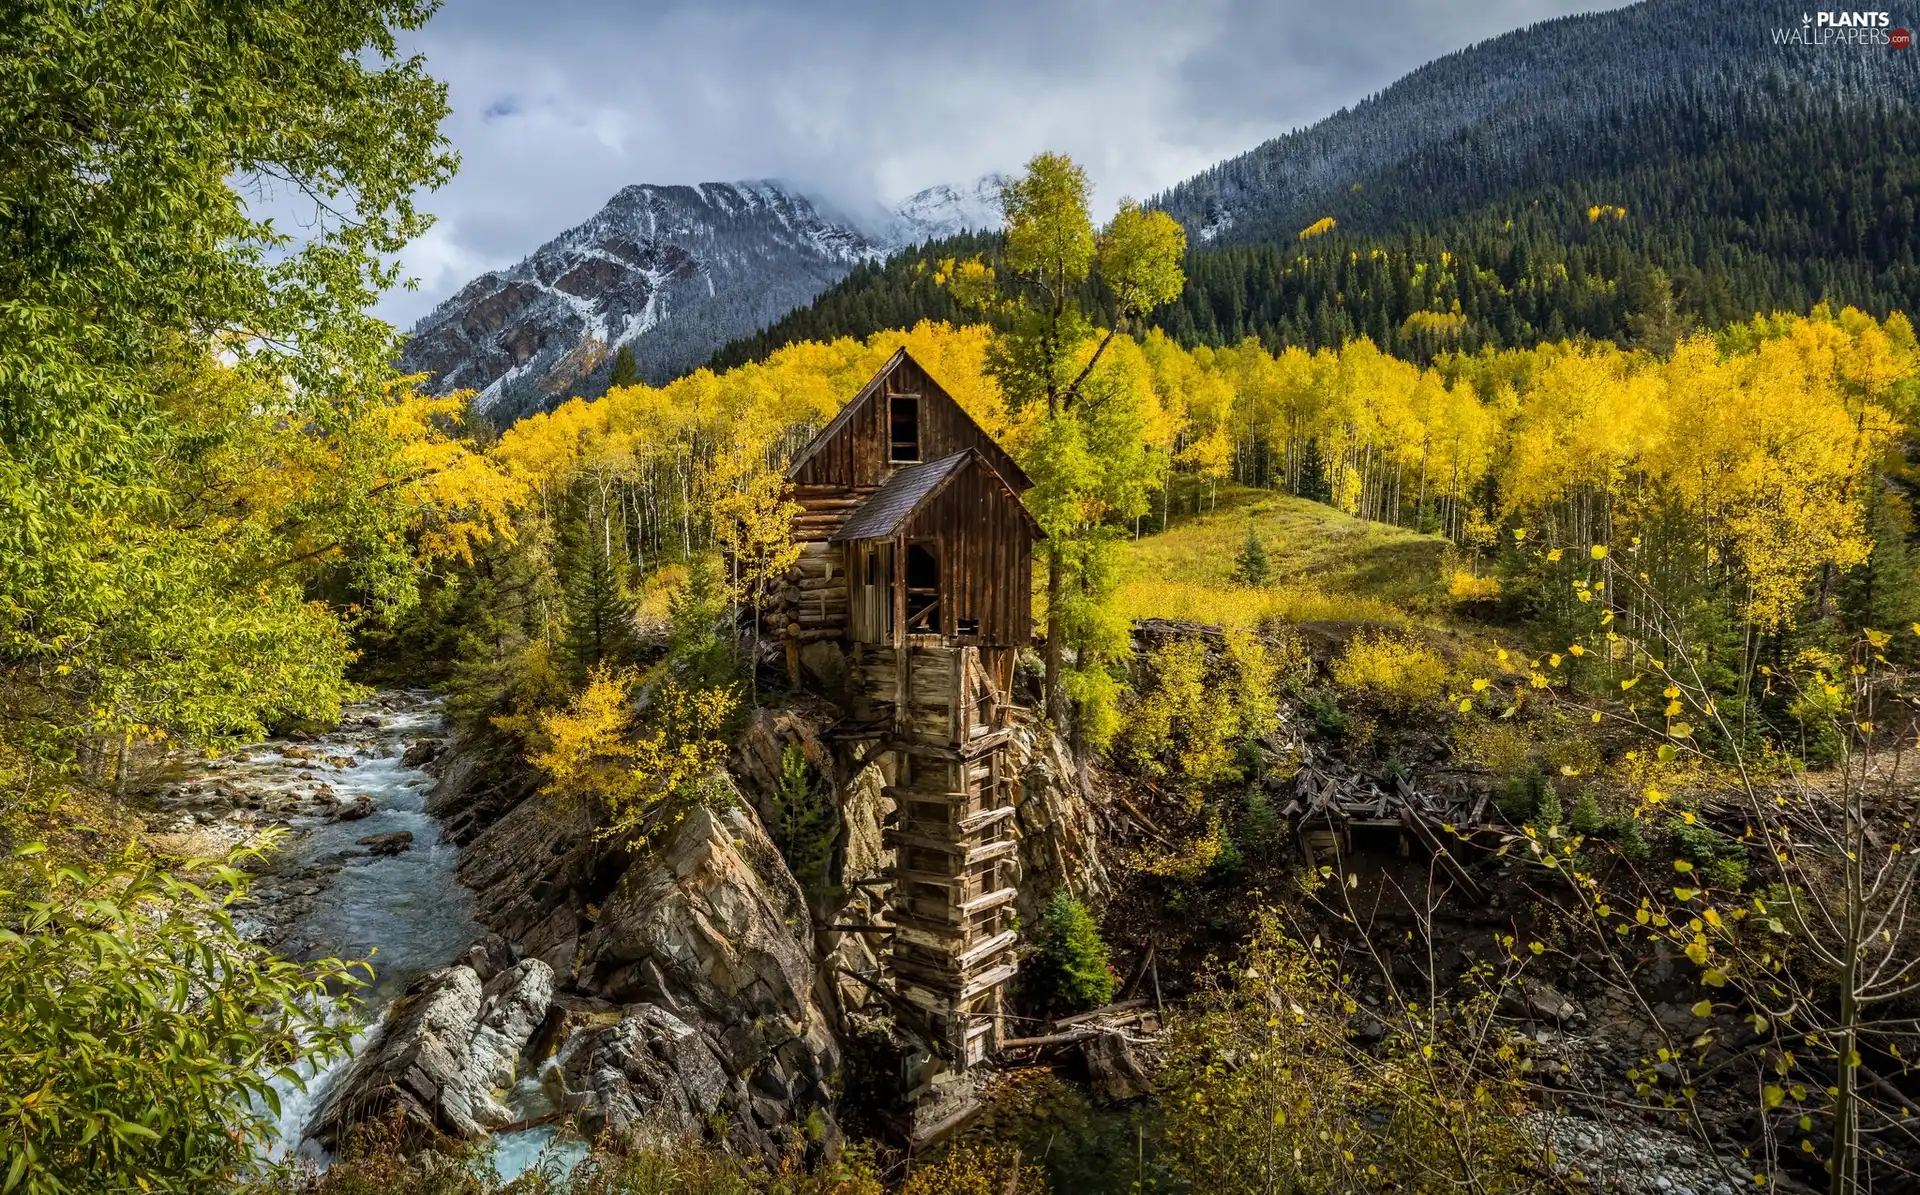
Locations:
854;640;1022;1069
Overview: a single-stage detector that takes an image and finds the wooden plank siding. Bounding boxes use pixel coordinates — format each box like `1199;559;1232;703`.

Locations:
771;349;1030;1071
897;455;1035;648
787;349;1029;495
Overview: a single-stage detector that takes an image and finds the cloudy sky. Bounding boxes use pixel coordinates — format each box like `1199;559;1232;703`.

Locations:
379;0;1631;327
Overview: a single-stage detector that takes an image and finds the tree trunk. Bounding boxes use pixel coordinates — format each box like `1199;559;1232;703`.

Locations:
1045;550;1064;723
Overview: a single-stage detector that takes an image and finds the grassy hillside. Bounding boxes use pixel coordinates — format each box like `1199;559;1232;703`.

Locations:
1116;485;1457;630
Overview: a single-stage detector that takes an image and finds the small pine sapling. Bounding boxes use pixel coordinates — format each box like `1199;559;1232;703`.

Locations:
1036;890;1116;1012
1232;520;1274;587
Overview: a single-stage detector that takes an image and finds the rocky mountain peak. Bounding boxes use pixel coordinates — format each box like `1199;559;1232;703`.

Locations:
399;179;889;421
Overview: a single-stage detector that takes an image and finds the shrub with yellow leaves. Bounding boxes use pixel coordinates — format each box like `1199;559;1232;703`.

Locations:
1156;910;1538;1195
528;663;738;839
1121;629;1281;796
1330;631;1451;712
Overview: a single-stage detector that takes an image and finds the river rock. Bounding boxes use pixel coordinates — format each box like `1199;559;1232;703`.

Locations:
461;934;519;984
552;1004;733;1143
307;958;555;1145
402;739;444;768
332;795;377;822
357;830;414;856
1500;978;1585;1026
468;959;557;1092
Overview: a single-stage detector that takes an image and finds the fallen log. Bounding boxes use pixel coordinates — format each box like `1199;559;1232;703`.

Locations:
1001;1027;1101;1050
1399;806;1488;903
1053;997;1151;1029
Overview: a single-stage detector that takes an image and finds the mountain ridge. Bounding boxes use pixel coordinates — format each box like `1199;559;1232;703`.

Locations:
1152;0;1913;245
400;175;1008;420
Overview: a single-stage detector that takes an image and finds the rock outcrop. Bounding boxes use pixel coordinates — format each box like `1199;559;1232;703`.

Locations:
566;798;841;1154
309;957;555;1146
424;728;843;1156
1011;726;1111;919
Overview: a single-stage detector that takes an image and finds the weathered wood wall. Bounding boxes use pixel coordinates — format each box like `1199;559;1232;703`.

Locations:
899;461;1035;649
788;353;1026;493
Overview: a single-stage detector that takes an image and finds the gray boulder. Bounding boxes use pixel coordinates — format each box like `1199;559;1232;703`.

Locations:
552;1005;733;1143
306;958;555;1145
356;830;414;857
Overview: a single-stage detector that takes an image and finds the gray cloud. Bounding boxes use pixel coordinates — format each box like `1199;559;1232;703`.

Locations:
378;0;1630;326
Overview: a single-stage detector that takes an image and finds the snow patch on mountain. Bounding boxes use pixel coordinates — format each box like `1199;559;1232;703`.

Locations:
400;180;888;420
885;173;1008;244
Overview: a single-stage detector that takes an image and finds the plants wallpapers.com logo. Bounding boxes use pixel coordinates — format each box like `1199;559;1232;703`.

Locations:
1772;10;1912;45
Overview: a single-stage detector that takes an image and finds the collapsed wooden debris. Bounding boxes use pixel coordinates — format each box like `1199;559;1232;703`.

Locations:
1282;763;1490;899
1001;995;1161;1104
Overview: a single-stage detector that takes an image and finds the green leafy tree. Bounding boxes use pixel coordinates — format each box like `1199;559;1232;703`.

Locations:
1033;890;1115;1013
0;0;460;761
0;844;364;1194
947;154;1186;738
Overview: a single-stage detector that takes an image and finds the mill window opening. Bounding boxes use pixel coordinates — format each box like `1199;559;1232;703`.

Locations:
889;395;920;462
905;541;940;633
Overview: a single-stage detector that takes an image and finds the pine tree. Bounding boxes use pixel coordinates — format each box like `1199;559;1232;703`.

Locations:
771;744;838;908
1569;787;1605;835
1296;437;1332;504
1232;520;1273;586
1627;267;1689;358
609;344;639;389
1035;890;1116;1012
1840;485;1920;640
667;553;737;688
560;497;636;677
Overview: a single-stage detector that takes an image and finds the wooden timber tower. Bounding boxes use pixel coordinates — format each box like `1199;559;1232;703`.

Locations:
778;349;1041;1069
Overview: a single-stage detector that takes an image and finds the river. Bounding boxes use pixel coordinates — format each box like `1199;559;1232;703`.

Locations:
200;691;1130;1188
169;690;576;1180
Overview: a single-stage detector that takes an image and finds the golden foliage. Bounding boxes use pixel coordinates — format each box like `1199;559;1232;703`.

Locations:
1122;629;1279;794
1331;631;1451;711
1157;912;1538;1195
1298;216;1338;240
900;1145;1049;1195
527;663;737;837
1403;308;1468;337
1448;568;1501;600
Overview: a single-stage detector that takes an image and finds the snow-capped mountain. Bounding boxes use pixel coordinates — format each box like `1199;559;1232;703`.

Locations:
884;173;1008;244
403;174;1010;419
401;180;887;419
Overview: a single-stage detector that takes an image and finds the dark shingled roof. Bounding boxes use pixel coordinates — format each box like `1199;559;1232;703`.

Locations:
831;451;973;542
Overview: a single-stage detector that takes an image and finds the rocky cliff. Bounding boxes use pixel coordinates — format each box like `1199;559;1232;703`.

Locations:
319;730;842;1157
319;656;1110;1157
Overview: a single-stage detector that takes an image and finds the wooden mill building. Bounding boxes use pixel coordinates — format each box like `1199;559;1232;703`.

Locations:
777;348;1040;1069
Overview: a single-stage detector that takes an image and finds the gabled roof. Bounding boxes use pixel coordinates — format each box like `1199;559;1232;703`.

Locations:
786;347;1033;492
788;348;907;482
831;449;1043;543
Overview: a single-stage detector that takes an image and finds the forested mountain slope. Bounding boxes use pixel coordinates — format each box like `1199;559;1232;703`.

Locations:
1153;0;1913;245
710;0;1920;369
